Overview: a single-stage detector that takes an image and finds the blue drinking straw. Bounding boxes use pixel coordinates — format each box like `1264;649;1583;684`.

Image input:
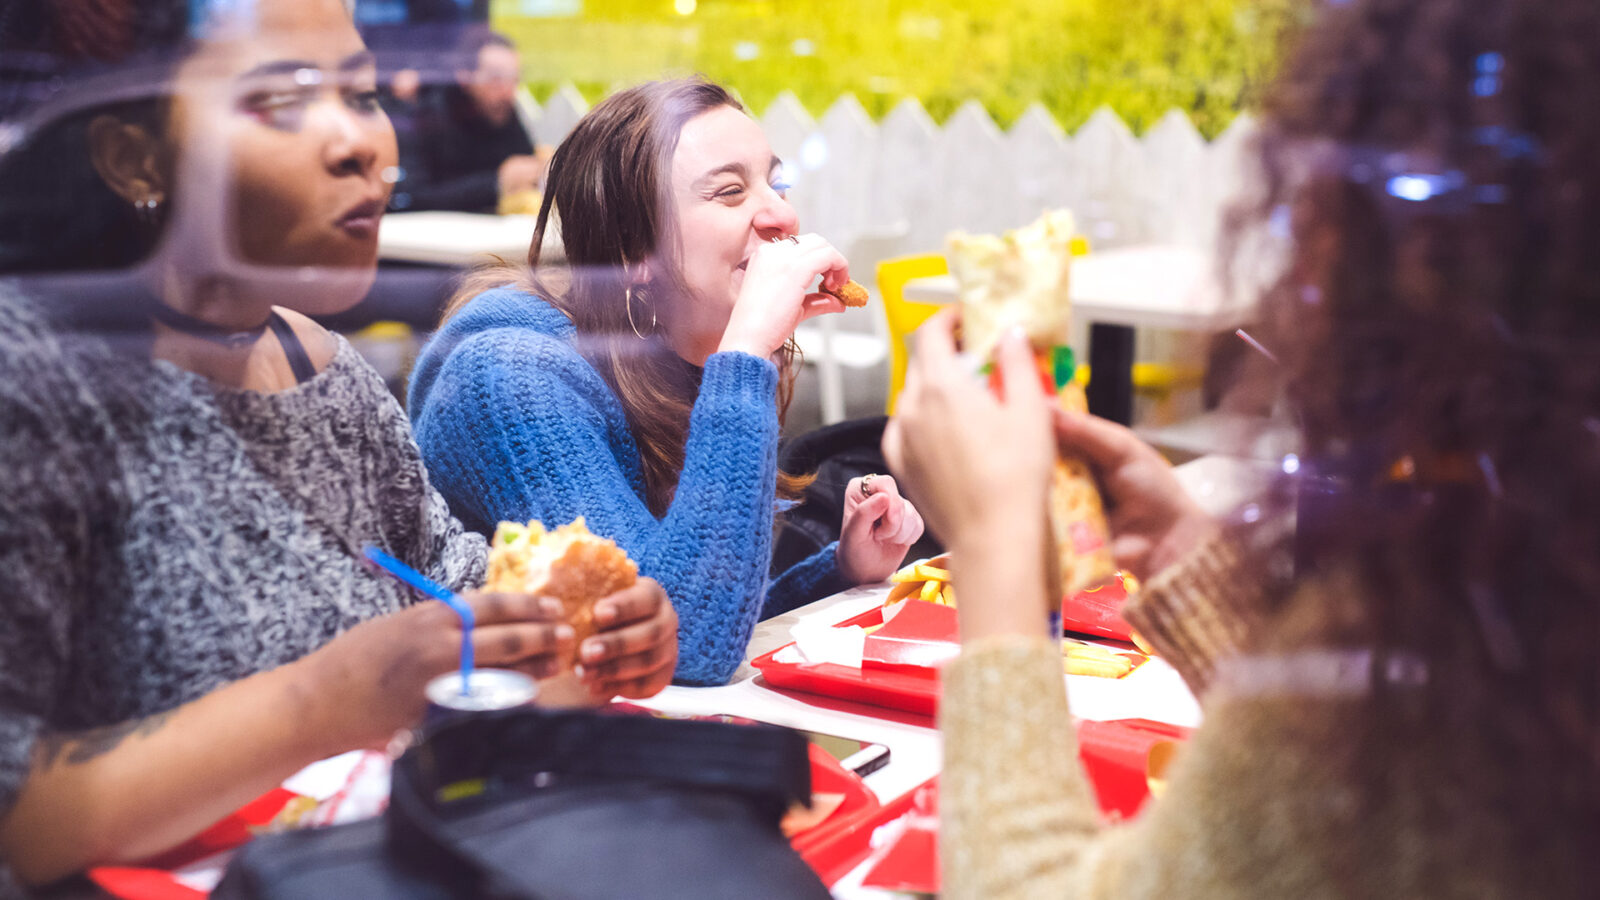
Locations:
362;546;474;695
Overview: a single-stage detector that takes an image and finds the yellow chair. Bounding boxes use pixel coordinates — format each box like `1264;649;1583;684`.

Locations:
877;254;949;414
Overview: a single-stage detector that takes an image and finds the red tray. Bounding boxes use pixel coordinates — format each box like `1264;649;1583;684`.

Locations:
810;775;935;889
751;604;1146;717
751;607;942;717
792;743;882;884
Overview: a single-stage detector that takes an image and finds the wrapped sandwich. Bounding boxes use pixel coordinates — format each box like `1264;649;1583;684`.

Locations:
487;517;638;707
947;210;1117;599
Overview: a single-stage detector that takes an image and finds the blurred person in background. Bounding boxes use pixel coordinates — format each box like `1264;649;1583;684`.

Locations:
386;28;550;213
885;0;1600;896
0;0;675;891
408;78;924;686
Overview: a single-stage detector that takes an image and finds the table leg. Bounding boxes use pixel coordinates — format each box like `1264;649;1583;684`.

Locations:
1087;323;1136;425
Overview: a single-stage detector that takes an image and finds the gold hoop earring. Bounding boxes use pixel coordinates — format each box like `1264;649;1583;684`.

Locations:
625;284;657;340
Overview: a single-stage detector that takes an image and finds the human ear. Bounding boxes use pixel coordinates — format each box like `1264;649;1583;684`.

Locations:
86;114;170;207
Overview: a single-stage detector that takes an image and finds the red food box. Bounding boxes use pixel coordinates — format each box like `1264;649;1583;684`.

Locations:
1061;573;1135;641
862;599;960;672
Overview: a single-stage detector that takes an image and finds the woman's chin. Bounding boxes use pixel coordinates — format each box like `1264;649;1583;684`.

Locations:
230;260;378;316
282;264;378;316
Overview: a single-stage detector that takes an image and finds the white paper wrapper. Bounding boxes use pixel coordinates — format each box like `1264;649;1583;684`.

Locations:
789;621;867;668
946;209;1077;360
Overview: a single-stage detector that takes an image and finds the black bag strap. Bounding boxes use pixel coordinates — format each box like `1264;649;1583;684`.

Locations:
387;749;542;899
386;708;813;898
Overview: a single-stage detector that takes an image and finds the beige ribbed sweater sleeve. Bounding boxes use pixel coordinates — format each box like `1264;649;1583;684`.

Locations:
940;636;1101;900
939;632;1362;900
1122;532;1265;696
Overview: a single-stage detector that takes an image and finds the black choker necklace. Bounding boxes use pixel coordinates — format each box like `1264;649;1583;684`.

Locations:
147;302;273;350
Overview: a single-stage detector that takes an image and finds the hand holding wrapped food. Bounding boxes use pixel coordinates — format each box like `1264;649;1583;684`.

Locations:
947;210;1117;600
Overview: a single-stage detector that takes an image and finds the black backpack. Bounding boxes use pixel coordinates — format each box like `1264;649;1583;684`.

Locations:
214;708;829;900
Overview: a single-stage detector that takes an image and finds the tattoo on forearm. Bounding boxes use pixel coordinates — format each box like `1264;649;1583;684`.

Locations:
37;709;176;768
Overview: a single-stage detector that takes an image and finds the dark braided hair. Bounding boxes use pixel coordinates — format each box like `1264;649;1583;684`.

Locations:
0;0;193;272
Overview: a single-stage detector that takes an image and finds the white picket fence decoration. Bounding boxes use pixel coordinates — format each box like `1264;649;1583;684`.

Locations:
519;84;1259;270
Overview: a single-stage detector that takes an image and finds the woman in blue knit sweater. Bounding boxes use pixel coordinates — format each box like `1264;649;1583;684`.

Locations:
409;78;924;685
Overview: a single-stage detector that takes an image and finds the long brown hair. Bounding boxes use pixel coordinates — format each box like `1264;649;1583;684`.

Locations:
443;78;810;516
1225;0;1600;872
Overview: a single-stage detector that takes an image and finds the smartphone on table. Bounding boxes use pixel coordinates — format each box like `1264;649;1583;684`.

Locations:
616;705;892;778
802;729;891;777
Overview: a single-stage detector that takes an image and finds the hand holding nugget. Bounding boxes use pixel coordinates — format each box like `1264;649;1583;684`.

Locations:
718;232;849;359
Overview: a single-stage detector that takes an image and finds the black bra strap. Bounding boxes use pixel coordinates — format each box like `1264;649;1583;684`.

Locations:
267;311;318;385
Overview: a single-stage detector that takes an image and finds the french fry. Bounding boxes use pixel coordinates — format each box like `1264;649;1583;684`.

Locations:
1061;640;1118;660
1129;630;1155;656
1063;655;1134;678
888;581;920;604
887;555;957;608
1061;641;1134;678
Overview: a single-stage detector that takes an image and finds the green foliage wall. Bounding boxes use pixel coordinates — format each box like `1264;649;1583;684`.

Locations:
493;0;1299;138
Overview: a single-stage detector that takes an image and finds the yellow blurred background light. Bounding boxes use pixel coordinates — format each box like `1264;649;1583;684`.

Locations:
493;0;1298;137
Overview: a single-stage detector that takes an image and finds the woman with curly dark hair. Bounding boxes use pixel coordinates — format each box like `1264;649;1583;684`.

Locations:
885;0;1600;895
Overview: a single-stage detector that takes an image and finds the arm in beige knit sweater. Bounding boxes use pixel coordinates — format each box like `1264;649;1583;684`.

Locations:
940;614;1371;898
939;534;1263;899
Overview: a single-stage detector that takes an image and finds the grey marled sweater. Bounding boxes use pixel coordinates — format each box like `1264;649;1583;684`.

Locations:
0;289;486;895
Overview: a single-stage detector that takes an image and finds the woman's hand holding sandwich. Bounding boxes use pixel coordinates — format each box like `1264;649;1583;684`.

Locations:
884;311;1216;641
576;578;679;700
296;590;577;753
1048;410;1215;582
883;313;1057;641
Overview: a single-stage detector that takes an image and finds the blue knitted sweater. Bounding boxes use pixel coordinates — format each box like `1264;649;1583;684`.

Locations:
408;287;848;685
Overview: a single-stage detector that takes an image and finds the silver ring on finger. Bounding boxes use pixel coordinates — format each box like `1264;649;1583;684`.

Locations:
860;473;877;498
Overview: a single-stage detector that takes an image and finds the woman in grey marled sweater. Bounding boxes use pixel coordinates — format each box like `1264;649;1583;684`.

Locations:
0;1;680;892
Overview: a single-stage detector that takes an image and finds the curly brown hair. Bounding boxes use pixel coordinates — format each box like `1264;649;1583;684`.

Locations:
1231;0;1600;874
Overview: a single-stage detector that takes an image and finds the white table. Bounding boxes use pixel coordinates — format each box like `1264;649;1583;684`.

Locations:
903;246;1255;426
901;245;1249;331
637;579;1204;797
378;211;563;266
633;585;1200;898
